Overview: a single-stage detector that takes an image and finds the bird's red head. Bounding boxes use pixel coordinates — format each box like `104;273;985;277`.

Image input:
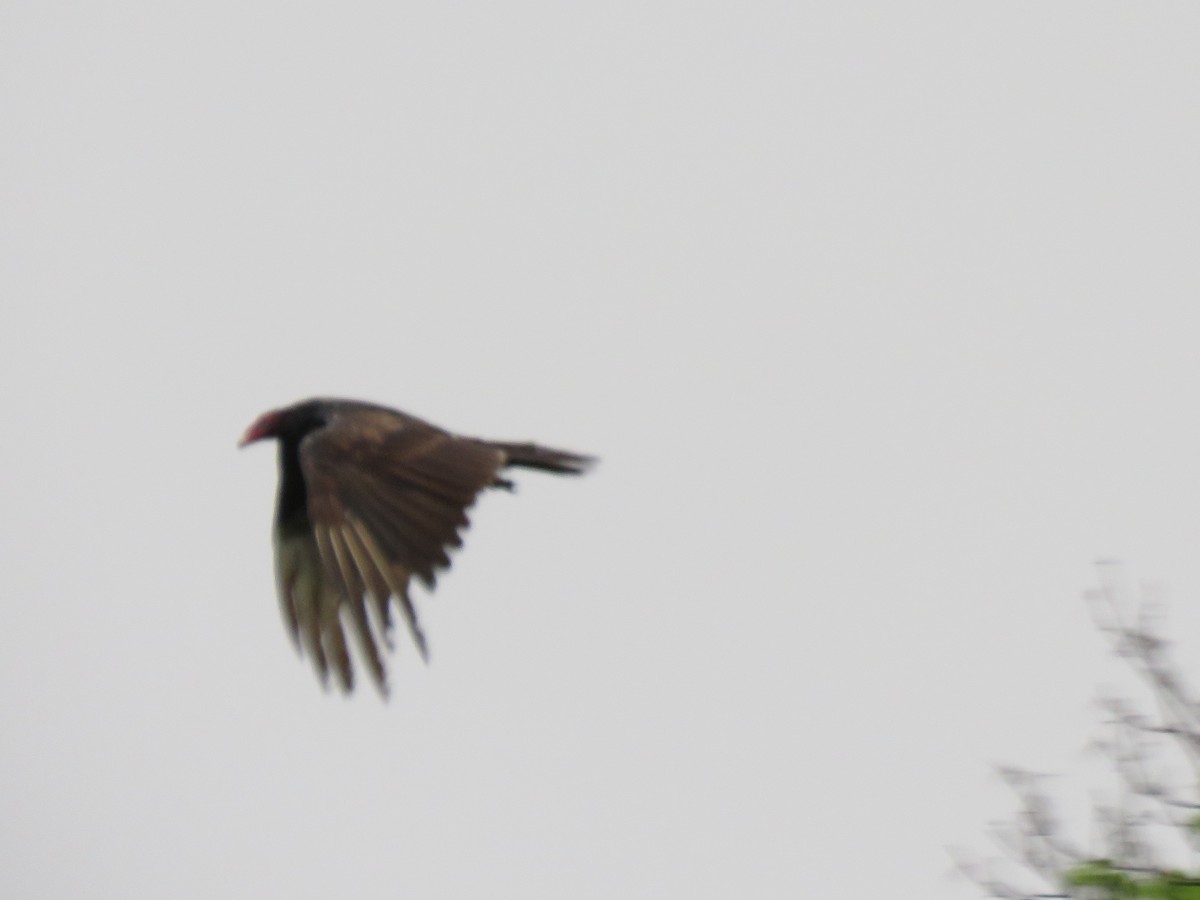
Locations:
239;400;330;447
238;410;283;448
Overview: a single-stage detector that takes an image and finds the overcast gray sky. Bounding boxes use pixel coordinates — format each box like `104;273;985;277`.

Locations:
4;3;1200;898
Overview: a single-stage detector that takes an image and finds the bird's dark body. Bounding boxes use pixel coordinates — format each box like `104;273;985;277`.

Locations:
271;400;386;533
241;398;593;695
275;438;310;531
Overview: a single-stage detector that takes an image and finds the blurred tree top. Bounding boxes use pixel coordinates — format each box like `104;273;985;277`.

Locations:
955;564;1200;900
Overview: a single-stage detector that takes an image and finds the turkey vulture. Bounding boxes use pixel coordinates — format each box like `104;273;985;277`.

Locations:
240;398;593;694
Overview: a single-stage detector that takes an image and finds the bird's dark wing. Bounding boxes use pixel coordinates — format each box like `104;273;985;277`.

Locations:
274;409;505;693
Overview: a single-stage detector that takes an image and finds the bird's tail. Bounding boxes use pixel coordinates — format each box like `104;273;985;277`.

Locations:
492;442;595;476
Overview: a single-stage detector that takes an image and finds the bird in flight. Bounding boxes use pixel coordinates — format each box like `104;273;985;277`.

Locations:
240;398;594;694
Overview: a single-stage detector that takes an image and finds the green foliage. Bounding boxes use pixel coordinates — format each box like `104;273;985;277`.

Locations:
1066;860;1139;897
1066;860;1200;899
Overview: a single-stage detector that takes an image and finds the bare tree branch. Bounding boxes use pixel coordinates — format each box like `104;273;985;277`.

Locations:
963;564;1200;899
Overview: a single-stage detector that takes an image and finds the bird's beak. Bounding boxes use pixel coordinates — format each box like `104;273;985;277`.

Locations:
240;409;285;448
238;415;272;448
